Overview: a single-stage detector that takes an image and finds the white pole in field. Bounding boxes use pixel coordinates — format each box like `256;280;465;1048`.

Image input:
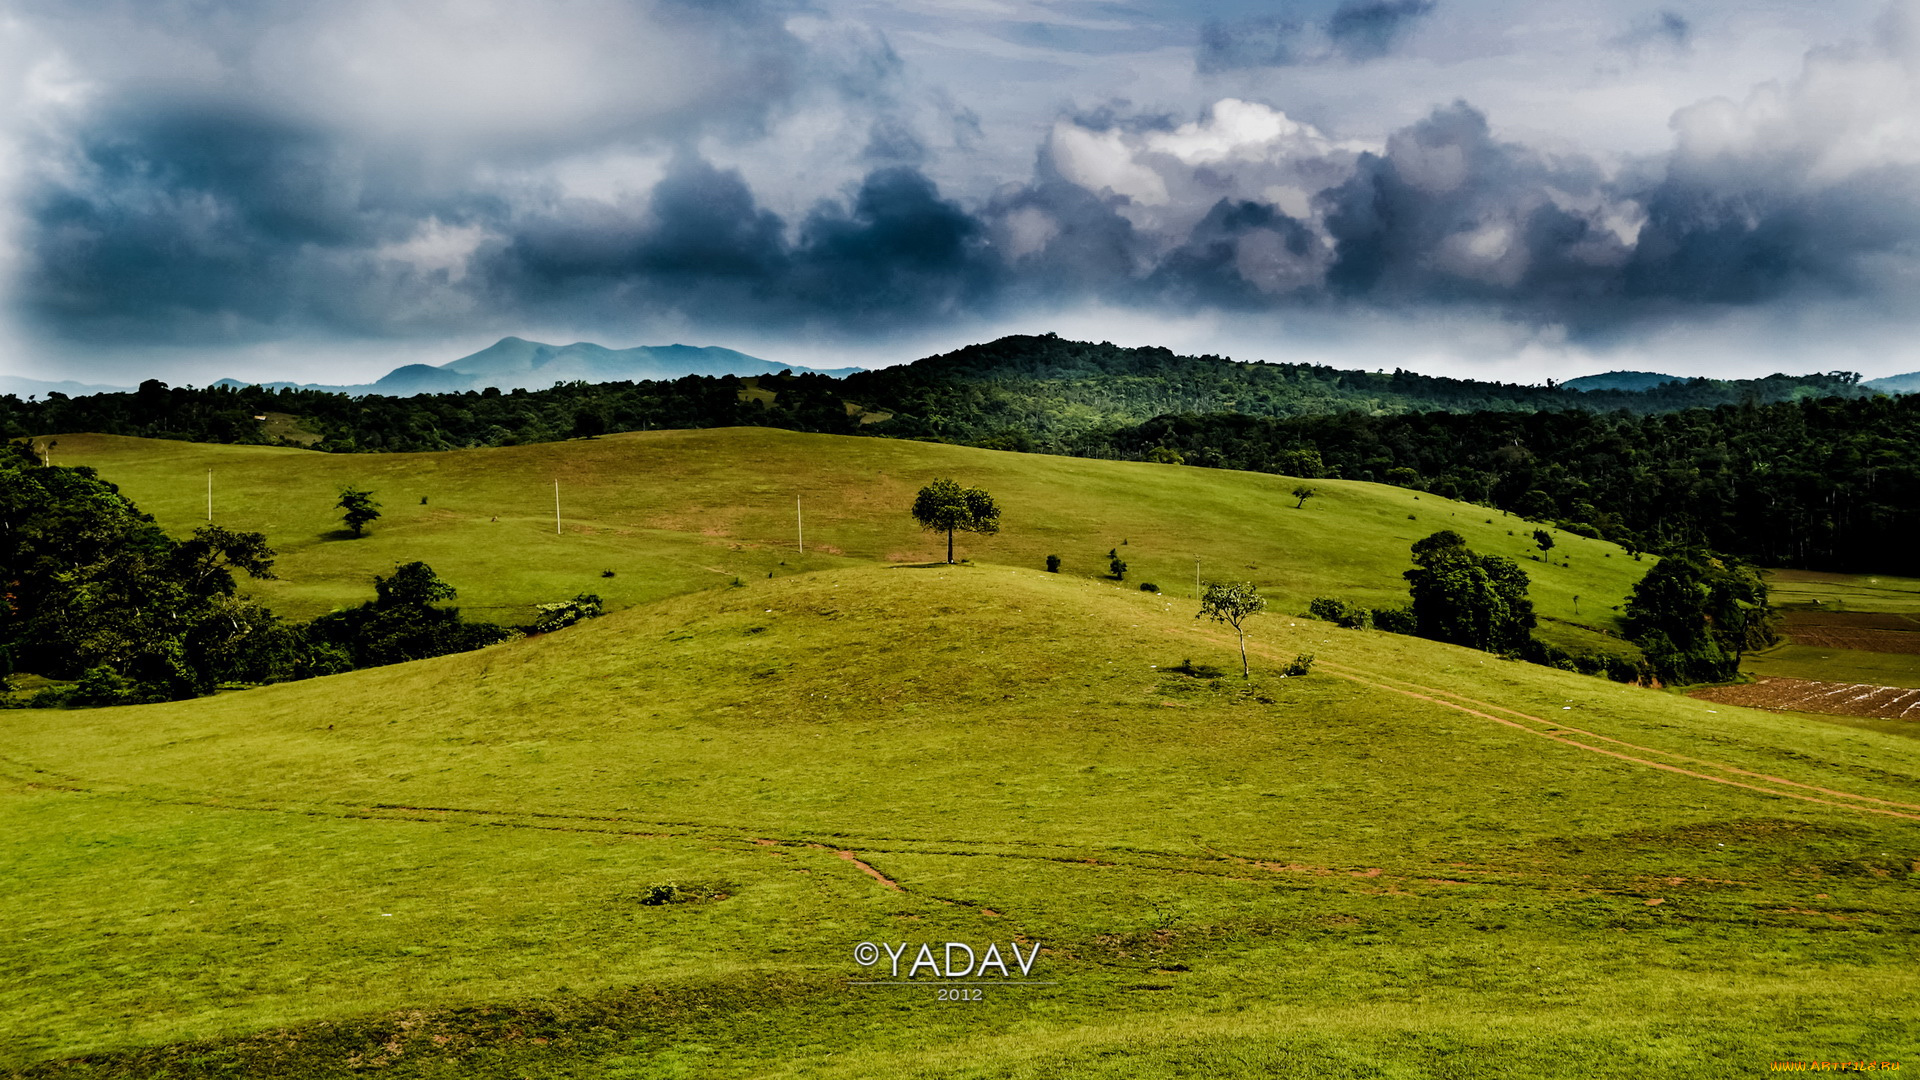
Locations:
797;497;803;554
554;480;561;535
207;469;213;522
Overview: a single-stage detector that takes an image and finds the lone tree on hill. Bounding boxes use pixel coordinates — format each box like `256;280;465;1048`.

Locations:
1533;529;1555;559
1291;485;1317;509
337;487;381;537
1198;581;1266;679
911;478;1001;564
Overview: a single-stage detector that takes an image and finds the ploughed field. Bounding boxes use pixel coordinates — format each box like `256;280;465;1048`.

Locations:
4;431;1917;1078
1691;677;1920;719
1732;576;1920;719
1780;611;1920;656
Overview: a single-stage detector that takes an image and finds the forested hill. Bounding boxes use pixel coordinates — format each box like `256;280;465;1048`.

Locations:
1100;399;1920;574
1;334;1874;454
838;334;1870;448
3;334;1911;573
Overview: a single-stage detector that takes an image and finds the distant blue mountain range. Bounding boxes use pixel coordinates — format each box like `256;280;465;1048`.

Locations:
345;337;862;395
1;337;857;398
1564;369;1920;395
7;348;1918;399
223;337;862;395
1865;371;1920;394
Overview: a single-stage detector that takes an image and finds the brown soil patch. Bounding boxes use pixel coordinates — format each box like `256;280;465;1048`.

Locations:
1781;611;1920;654
1690;677;1920;719
834;850;906;892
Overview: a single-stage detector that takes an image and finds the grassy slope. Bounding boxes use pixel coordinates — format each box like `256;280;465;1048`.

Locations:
49;430;1646;655
5;566;1919;1076
1744;645;1920;689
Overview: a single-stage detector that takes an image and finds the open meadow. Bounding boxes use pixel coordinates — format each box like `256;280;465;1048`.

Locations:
4;432;1917;1077
34;429;1644;655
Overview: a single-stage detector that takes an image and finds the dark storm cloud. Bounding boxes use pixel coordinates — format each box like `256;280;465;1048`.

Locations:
482;159;997;329
862;118;929;165
1625;165;1920;306
20;98;490;342
1612;11;1693;55
1144;199;1321;308
1319;103;1626;307
1197;0;1435;71
26;90;1920;347
981;167;1144;301
13;0;1920;357
1196;16;1311;71
502;158;786;286
1325;0;1439;61
10;0;927;344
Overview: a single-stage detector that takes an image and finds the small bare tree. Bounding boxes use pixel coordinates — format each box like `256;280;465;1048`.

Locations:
1198;581;1266;679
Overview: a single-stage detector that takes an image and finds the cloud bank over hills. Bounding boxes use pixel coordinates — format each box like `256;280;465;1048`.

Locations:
5;0;1920;383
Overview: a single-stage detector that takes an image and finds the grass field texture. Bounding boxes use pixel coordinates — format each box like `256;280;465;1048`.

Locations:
4;432;1916;1077
42;430;1645;655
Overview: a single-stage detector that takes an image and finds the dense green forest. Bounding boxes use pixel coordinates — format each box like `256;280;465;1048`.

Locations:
842;334;1870;447
1102;398;1920;574
1;335;1870;453
3;334;1911;574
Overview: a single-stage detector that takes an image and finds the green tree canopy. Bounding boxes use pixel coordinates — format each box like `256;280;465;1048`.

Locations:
1;442;278;699
1623;555;1776;684
337;487;381;537
910;478;1001;564
310;562;513;669
1404;530;1536;654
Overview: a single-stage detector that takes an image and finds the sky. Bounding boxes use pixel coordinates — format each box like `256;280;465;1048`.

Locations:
4;0;1920;385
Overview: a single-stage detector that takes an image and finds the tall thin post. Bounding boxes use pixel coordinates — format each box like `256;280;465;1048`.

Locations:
207;469;213;522
797;497;803;554
554;480;561;535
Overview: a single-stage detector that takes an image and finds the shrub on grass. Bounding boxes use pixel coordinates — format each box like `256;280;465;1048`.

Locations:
1283;653;1314;676
1140;582;1159;593
1371;606;1418;634
1045;555;1061;573
531;594;604;634
1308;597;1372;630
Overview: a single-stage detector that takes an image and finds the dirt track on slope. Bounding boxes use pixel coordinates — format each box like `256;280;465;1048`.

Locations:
1213;633;1920;823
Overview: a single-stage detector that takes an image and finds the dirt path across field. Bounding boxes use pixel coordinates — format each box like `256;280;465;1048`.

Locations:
1206;632;1920;822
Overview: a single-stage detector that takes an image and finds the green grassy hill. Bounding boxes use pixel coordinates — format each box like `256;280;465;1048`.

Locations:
49;429;1646;655
5;562;1918;1076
